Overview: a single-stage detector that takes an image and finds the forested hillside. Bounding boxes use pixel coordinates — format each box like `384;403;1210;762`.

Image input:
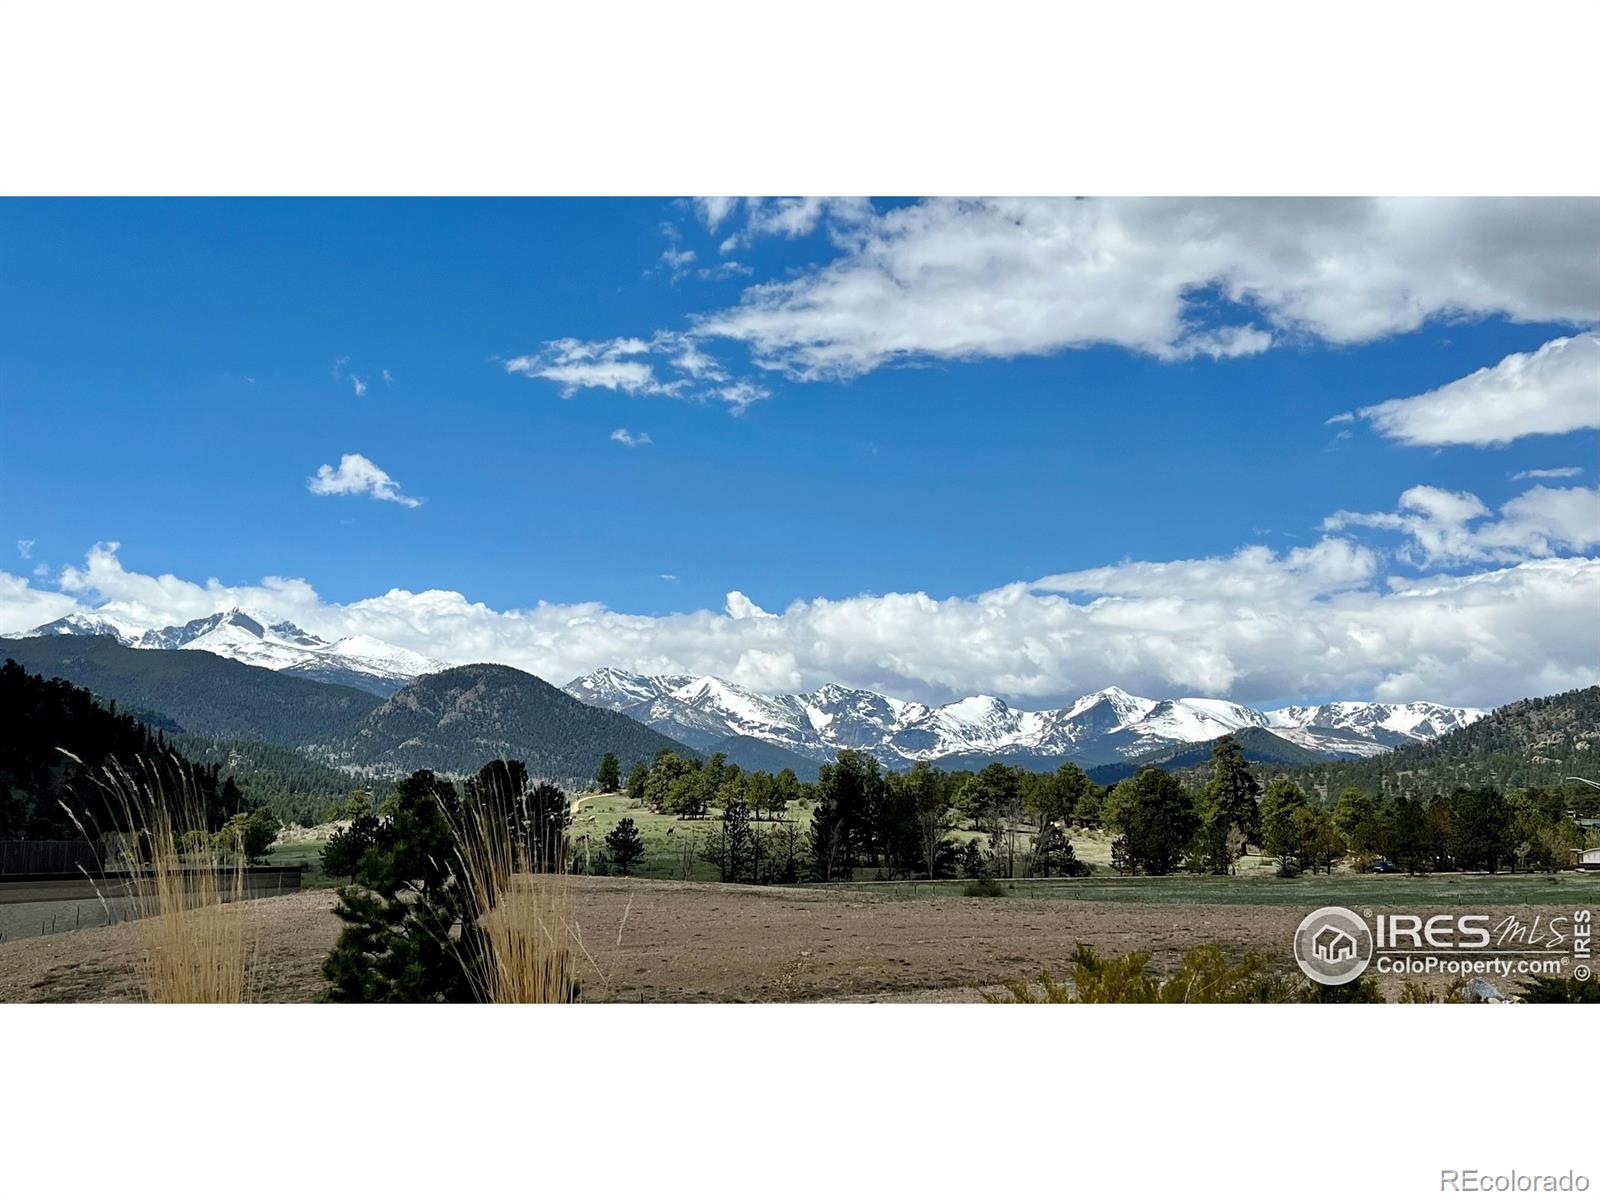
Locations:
0;636;382;744
0;659;239;838
1275;686;1600;797
313;663;692;782
169;734;367;825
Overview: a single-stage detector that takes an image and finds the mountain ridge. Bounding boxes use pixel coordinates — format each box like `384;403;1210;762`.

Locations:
11;609;442;697
564;667;1485;769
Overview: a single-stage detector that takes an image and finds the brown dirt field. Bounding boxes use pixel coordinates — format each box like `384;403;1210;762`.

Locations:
0;877;1573;1002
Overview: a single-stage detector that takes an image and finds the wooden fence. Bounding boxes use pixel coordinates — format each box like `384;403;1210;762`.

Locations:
0;840;103;875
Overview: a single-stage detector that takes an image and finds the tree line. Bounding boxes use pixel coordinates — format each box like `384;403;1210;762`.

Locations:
597;734;1599;883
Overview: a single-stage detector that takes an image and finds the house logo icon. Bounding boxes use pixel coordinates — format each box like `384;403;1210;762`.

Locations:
1293;906;1373;985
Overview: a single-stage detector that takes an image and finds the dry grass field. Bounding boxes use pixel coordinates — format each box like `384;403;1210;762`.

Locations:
3;875;1590;1003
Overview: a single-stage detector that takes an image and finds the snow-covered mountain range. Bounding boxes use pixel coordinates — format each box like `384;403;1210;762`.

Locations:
7;610;1486;764
12;609;443;696
564;668;1485;768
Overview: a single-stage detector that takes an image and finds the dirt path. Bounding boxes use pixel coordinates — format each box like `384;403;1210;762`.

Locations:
0;877;1577;1003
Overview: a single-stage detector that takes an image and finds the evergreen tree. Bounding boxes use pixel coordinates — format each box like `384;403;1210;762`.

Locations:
323;769;473;1003
1260;777;1311;874
770;767;800;817
595;752;622;793
625;760;649;799
1204;735;1261;843
1105;767;1199;875
604;816;646;875
814;750;884;868
1444;786;1515;872
322;812;383;881
1384;795;1433;874
809;796;845;881
1030;822;1089;877
1333;787;1383;856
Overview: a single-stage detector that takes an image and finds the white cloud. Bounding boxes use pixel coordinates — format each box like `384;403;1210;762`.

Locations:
16;539;35;560
506;333;766;412
1355;333;1600;446
689;198;1599;380
666;339;725;381
1511;467;1583;481
658;573;678;582
351;375;368;397
307;454;422;508
714;380;769;415
661;247;697;271
5;524;1596;710
505;336;677;398
696;261;753;281
693;197;739;232
382;369;394;385
610;428;652;448
0;570;77;631
1324;483;1600;566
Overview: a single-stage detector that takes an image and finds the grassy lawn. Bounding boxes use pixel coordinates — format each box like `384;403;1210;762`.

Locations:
567;790;817;882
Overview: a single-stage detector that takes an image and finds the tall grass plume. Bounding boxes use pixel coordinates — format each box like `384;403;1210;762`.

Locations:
63;753;255;1003
450;770;579;1003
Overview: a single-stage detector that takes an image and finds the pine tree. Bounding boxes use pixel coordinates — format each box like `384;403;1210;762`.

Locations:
625;760;649;799
595;752;622;793
1106;767;1200;876
1203;735;1261;845
1260;777;1310;874
322;769;473;1003
604;816;646;875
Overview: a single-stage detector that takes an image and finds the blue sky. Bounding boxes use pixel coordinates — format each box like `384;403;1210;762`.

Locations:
2;198;1596;707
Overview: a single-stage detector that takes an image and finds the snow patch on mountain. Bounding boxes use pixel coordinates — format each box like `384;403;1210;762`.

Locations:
563;668;1485;766
11;608;445;696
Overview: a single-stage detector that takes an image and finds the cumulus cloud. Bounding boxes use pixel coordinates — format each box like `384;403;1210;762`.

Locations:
687;198;1600;380
307;454;422;508
1324;483;1600;566
5;522;1596;710
16;539;35;560
610;428;652;448
351;375;368;397
516;199;1599;411
1353;333;1600;446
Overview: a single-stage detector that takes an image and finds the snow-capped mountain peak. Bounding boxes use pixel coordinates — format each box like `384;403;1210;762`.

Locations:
11;607;444;697
15;612;142;643
1266;700;1486;747
562;668;1485;768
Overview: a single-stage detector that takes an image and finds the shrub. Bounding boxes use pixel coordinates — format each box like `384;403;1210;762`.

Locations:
963;876;1007;898
989;943;1302;1003
1517;975;1600;1003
